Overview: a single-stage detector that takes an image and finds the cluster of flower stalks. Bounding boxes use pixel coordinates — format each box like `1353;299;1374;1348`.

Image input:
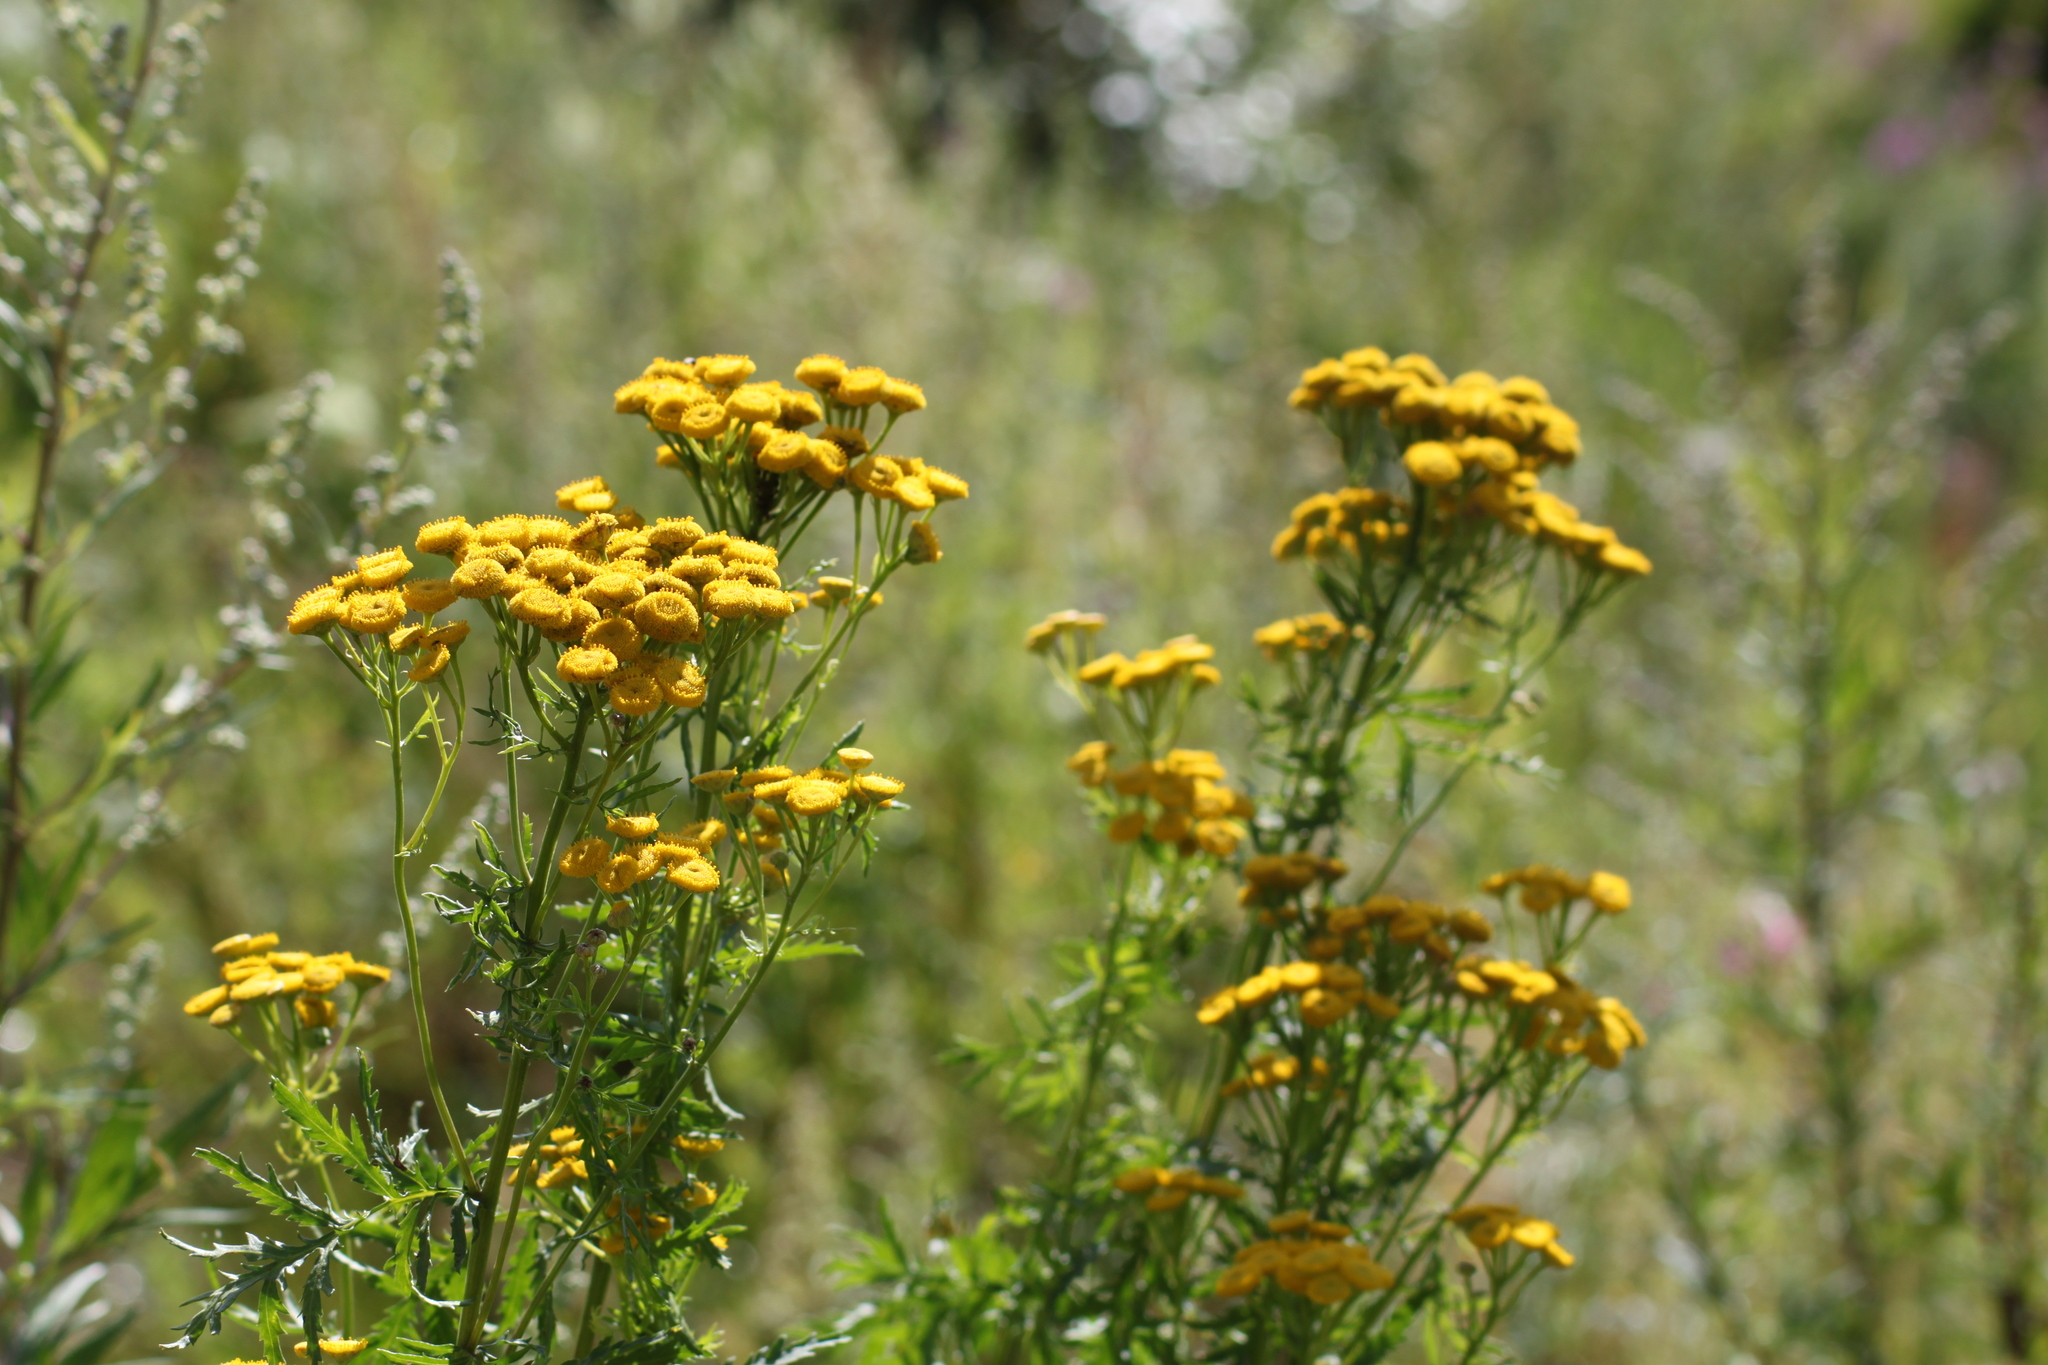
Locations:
169;352;962;1362
839;348;1649;1364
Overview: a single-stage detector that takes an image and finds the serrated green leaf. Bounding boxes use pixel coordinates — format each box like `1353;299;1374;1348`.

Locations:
270;1079;402;1199
192;1149;335;1228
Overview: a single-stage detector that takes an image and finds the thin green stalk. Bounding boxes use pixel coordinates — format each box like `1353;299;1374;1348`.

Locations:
384;662;472;1185
481;941;646;1334
456;699;594;1361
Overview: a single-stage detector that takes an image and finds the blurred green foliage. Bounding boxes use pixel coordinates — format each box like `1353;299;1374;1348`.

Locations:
1;0;2045;1359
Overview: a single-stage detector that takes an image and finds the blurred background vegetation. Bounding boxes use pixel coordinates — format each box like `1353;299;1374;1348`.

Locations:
5;0;2048;1359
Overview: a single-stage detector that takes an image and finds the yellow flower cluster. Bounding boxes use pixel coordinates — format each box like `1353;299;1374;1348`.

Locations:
1483;864;1631;914
1453;959;1647;1069
1279;346;1652;577
282;543;473;681
558;811;727;897
1303;895;1496;960
1112;1165;1246;1210
1065;743;1251;856
182;933;389;1031
1447;1203;1576;1268
599;1193;677;1256
1213;1211;1394;1301
1252;611;1366;661
284;484;914;715
1023;608;1106;652
655;757;907;888
1220;1051;1331;1098
1199;902;1495;1035
507;1125;589;1189
504;1120;717;1253
1236;851;1349;912
1074;634;1221;692
1289;348;1581;464
706;759;906;817
672;1133;727;1157
612;353;968;508
1269;487;1410;562
287;1342;368;1360
1197;959;1388;1031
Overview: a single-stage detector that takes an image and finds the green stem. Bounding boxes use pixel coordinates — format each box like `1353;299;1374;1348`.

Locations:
455;699;594;1361
384;661;471;1185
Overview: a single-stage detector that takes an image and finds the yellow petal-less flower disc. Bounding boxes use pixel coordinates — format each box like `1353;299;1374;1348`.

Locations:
907;521;942;564
701;580;762;620
559;837;611;878
678;402;730;440
853;774;906;802
356;546;414;588
509;586;570;628
925;466;970;501
183;984;229;1016
452;558;509;599
416;515;475;558
834;366;887;406
212;932;279;957
595;852;650;894
785;780;846;817
608;671;663;717
848;455;900;497
892;475;936;512
633;591;702;643
725;383;781;424
651;657;707;708
1599;542;1653;576
699;354;756;387
1587;870;1632;913
340;590;407;635
667;858;720;894
673;1134;726;1156
803;438;849;489
285;584;345;635
408;642;453;683
402;578;460;614
585;615;644;662
1402;440;1463;486
583;572;646;610
756;429;812;473
794;353;848;391
777;389;823;426
1449;909;1494;942
557;646;620;686
878;377;926;413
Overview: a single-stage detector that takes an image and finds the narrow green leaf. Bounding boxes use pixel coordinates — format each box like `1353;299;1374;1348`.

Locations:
51;1086;154;1258
38;85;107;175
